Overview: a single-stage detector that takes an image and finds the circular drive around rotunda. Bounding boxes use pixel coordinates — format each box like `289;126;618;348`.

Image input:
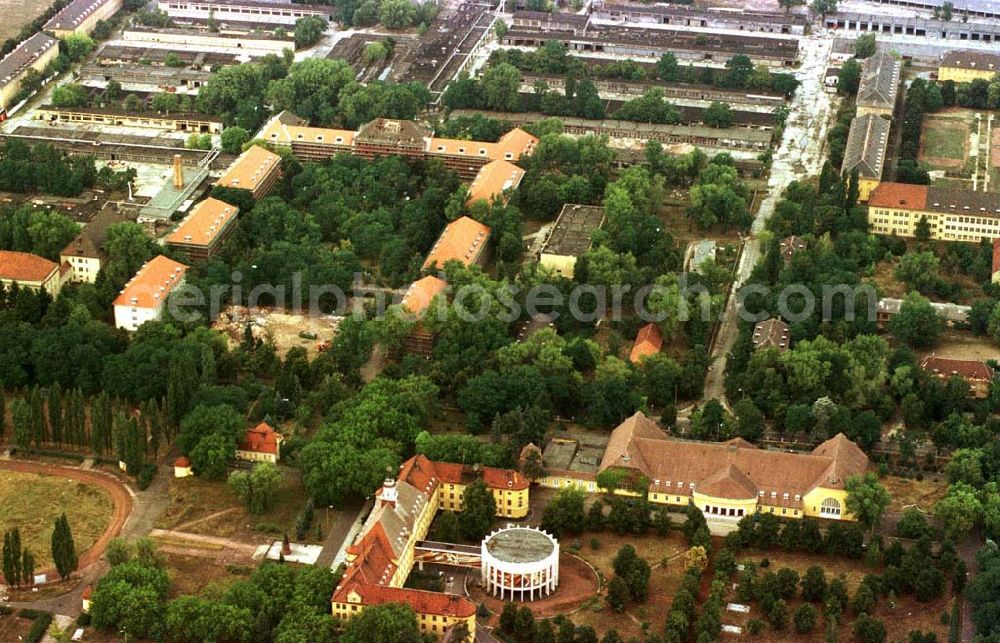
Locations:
481;526;559;601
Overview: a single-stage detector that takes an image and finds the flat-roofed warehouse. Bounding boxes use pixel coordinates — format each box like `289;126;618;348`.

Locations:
540;204;606;278
850;0;1000;20
520;74;787;109
34;105;224;134
98;45;245;68
121;26;296;54
592;3;807;34
45;0;124;37
0;33;59;112
856;52;901;117
448;110;773;152
841;114;890;201
157;0;334;25
78;63;213;91
501;25;799;67
824;11;1000;41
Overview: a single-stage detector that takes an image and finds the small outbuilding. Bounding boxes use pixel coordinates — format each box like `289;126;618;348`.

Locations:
174;456;193;478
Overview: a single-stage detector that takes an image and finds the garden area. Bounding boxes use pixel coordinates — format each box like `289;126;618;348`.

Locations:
919;111;973;171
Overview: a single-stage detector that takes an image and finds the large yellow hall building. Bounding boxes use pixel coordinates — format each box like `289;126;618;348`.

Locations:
533;412;869;524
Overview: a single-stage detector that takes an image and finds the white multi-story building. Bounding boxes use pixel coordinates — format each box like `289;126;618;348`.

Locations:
113;255;188;331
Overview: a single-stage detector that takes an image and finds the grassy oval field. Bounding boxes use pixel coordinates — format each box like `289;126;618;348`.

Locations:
0;470;114;571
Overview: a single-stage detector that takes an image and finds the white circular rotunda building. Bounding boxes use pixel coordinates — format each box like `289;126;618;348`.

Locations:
481;526;559;601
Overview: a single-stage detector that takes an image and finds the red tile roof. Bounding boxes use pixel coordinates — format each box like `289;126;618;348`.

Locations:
239;422;280;454
422;216;491;270
920;355;994;382
400;275;447;318
494;127;538;161
630;323;663;364
339;584;476;618
481;466;530;491
868;182;928;210
601;412;869;498
993;238;1000;276
174;456;190;467
0;250;59;283
466;159;525;205
112;255;188;309
166;197;239;248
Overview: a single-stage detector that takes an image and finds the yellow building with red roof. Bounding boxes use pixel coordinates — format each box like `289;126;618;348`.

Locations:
236;422;284;464
331;455;530;641
0;250;64;297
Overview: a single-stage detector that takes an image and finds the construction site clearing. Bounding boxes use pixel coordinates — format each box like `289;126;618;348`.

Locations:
213;306;345;356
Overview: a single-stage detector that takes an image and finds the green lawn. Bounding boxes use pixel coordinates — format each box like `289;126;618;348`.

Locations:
921;121;968;161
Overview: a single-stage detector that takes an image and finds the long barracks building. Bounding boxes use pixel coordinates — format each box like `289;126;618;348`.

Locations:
530;412;870;524
868;182;1000;243
259;111;537;182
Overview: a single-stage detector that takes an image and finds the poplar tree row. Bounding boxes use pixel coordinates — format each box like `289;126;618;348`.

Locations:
2;528;35;587
5;386;174;460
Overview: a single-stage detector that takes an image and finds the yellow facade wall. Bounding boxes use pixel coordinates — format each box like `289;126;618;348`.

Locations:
417;611;475;641
438;481;530;518
857;105;893;119
539;253;579;279
868;204;1000;243
692;491;758;519
938;65;997;84
0;43;59;111
802;487;852;521
858;177;879;203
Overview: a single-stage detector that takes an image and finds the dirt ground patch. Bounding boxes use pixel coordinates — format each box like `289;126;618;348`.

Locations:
213;306;343;358
156;472;318;545
0;0;49;41
882;475;948;513
163;550;247;598
0;466;121;573
917;332;1000;362
919;112;972;171
0;613;33;641
724;549;955;641
566;531;690;640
